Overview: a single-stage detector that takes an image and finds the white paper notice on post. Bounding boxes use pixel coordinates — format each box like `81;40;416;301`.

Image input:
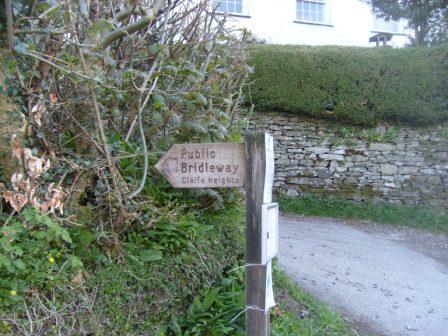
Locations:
261;203;279;264
263;133;275;203
265;261;275;312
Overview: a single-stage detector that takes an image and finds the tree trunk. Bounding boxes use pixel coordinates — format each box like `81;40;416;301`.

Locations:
0;50;23;181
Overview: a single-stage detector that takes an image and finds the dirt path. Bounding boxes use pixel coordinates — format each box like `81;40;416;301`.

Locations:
278;216;448;336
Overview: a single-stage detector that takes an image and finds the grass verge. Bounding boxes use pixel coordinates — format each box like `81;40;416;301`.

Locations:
172;260;361;335
272;266;362;336
278;195;448;233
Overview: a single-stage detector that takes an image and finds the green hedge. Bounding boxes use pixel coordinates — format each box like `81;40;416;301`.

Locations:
249;45;448;126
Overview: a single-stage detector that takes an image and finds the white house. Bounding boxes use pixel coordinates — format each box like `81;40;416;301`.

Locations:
214;0;410;47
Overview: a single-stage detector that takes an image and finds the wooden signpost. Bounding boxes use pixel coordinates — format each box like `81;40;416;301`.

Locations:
155;132;278;335
244;132;277;335
155;143;246;188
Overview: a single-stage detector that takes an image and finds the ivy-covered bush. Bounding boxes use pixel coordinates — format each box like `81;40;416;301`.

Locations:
249;44;448;126
0;0;251;334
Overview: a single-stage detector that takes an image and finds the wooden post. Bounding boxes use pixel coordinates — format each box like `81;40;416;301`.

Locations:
245;132;270;336
154;133;276;335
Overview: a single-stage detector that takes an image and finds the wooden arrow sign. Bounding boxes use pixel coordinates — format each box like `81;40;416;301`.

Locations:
155;143;246;188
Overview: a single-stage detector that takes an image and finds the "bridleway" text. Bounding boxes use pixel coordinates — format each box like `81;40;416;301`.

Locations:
180;162;239;174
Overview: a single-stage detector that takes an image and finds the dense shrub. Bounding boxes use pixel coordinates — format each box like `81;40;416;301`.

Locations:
249;45;448;126
1;0;251;334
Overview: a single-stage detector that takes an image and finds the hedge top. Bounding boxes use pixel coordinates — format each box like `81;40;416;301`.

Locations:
249;44;448;126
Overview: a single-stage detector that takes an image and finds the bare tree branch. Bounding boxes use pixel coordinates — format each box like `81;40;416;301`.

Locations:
14;29;66;35
98;0;167;50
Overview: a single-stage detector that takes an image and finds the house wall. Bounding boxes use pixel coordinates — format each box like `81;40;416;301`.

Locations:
253;112;448;207
224;0;410;47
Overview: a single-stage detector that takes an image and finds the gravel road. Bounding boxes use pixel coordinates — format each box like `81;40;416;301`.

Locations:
278;216;448;336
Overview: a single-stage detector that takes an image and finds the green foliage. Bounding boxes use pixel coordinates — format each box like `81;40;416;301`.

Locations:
85;205;245;335
278;195;448;233
249;45;448;126
170;262;358;336
5;0;251;229
440;128;448;138
171;266;245;335
338;126;397;142
0;204;245;334
128;213;212;258
70;225;105;265
0;207;78;307
1;1;252;334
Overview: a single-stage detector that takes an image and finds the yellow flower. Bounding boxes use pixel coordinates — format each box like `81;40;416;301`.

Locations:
9;290;17;296
47;253;55;264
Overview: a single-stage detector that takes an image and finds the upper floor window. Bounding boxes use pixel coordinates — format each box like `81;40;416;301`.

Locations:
296;0;326;24
372;16;401;34
214;0;243;15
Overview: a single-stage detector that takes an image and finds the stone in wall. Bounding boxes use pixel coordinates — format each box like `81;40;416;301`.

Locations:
252;112;448;207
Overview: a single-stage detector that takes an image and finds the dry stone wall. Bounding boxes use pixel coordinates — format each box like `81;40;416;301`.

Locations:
253;112;448;207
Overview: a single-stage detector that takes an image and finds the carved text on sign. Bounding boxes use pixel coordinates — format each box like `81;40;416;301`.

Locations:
155;143;246;188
